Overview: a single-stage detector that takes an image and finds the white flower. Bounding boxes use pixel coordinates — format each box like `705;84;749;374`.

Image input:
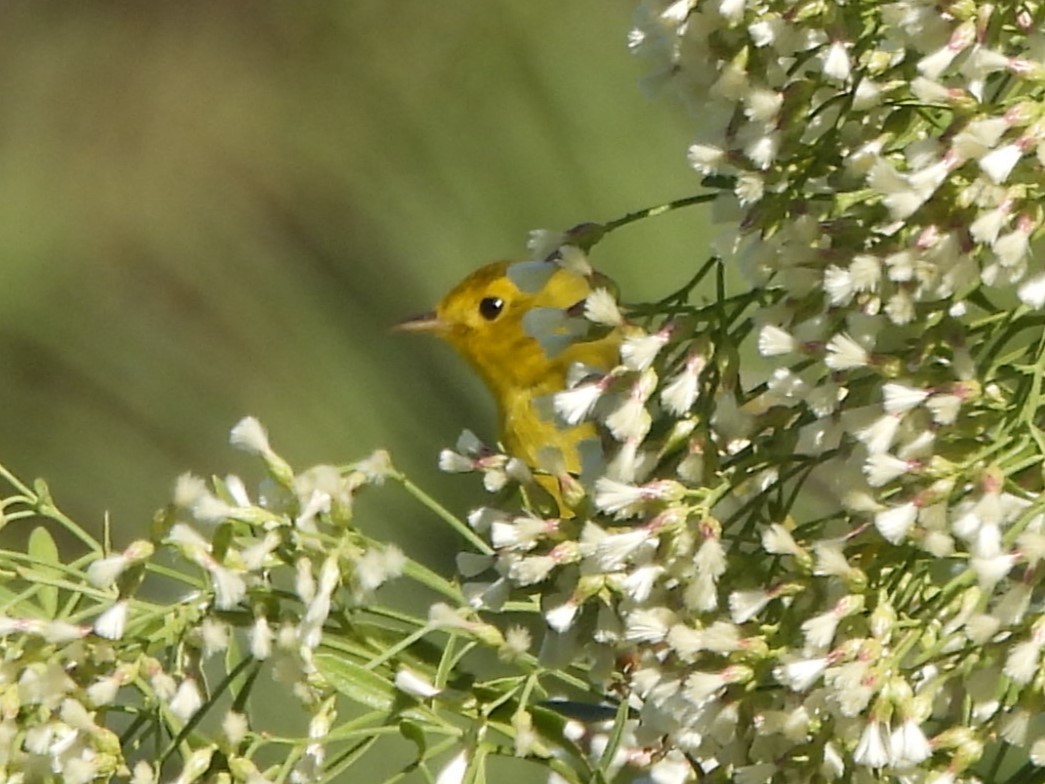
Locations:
823;41;851;82
435;750;469;784
250;615;273;660
222;711;249;747
890;719;932;766
229;416;272;455
623;564;664;602
395;668;441;698
660;352;705;415
757;324;797;356
823;265;854;305
953;117;1009;159
729;588;773;624
87;674;122;707
621;329;671;371
853;78;882;110
87;554;130;588
594;477;653;518
169;678;204;721
508;555;557;586
825;332;870;369
970;203;1011;244
688;143;727;175
625;607;675;643
745;131;780;169
545;600;579;632
856;414;900;455
979;143;1025;184
994;226;1031;267
875;501;918;543
850;254;882;292
1003;638;1043;685
736;172;765;205
917;21;975;78
854;720;890;768
211;564;247;610
717;0;745;24
926;393;962;425
438;449;474;473
761;524;803;557
1018;272;1045;309
605;371;657;441
868;159;926;220
490;516;551;551
94;600;129;640
590;527;654;570
584;288;624;326
864;453;911;487
883;383;930;414
774;656;828;692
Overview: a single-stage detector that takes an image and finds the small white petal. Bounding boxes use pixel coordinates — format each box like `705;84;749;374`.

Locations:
395;668;441;698
882;383;930;414
758;324;797;356
94;601;129;640
875;502;918;543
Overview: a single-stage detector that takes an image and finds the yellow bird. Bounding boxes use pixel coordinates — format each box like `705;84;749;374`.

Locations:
397;260;620;480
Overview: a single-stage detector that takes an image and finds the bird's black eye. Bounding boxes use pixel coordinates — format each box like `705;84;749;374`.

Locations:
479;296;505;321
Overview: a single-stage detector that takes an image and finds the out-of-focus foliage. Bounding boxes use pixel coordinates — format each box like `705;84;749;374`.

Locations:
0;1;698;549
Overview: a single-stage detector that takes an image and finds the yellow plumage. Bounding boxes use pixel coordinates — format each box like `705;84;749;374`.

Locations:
398;260;619;475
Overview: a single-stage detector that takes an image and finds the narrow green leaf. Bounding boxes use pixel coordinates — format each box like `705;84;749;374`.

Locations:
27;526;60;617
595;698;630;775
315;653;396;711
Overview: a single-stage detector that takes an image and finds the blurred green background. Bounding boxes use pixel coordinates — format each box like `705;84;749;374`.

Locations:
1;1;704;554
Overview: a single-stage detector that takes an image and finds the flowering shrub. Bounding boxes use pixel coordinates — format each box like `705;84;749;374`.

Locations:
3;2;1045;783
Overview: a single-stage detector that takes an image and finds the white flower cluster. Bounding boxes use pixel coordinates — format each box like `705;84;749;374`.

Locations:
441;3;1045;782
0;419;402;784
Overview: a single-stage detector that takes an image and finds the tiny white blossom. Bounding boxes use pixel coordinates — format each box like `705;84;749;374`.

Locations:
875;501;918;543
853;720;891;768
395;668;441;698
761;524;802;557
545;600;578;632
229;416;272;455
856;414;901;455
882;383;930;414
729;588;773;624
757;324;797;356
625;607;675;643
890;719;932;766
688;143;728;175
584;287;624;326
554;381;605;426
660;352;705;415
1018;272;1045;309
622;329;671;371
1003;638;1043;685
438;449;474;473
823;41;851;82
979;142;1025;184
864;452;914;487
605;391;653;442
94;600;129;641
435;750;469;784
250;615;273;660
825;332;870;369
169;678;204;721
774;656;828;692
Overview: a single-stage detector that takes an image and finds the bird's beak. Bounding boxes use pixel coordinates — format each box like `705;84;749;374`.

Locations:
393;311;446;334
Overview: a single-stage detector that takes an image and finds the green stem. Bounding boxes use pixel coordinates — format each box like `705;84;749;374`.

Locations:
390;469;493;555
